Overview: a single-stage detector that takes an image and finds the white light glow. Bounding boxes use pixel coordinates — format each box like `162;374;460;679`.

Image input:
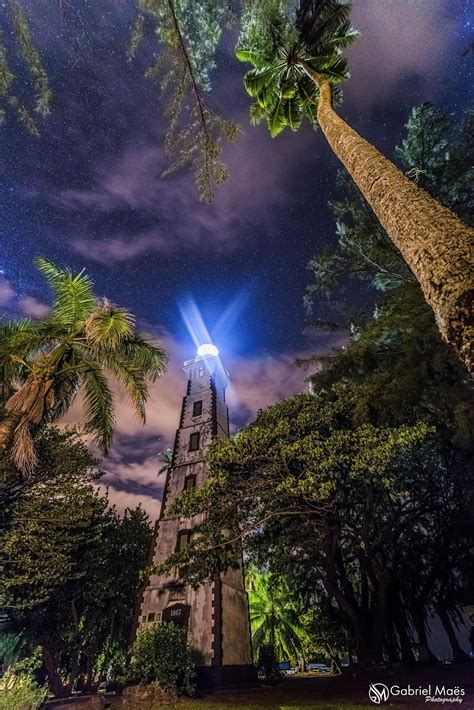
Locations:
197;343;219;358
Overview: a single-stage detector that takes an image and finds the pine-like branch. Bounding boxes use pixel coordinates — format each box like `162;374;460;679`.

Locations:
132;0;240;202
0;1;52;133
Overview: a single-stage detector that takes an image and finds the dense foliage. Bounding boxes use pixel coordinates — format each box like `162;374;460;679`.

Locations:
299;103;474;663
0;672;46;710
0;428;153;697
128;623;195;696
304;103;473;435
156;388;467;663
0;650;47;710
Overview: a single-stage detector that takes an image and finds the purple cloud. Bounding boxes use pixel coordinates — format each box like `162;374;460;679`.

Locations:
53;124;316;263
347;0;459;107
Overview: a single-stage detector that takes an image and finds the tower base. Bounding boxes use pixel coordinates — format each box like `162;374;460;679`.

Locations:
196;664;258;690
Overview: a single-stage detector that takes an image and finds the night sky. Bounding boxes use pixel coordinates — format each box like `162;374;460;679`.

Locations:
1;0;472;514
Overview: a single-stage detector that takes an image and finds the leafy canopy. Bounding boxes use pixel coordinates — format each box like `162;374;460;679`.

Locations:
1;427;153;697
152;388;441;588
236;0;358;136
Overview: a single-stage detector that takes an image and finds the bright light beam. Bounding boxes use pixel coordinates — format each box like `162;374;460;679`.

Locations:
179;298;213;350
211;288;251;343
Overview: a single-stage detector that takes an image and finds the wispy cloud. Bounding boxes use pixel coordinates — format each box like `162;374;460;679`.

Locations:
51;124;315;263
18;296;51;318
0;277;15;306
0;275;50;317
348;0;459;107
72;230;170;264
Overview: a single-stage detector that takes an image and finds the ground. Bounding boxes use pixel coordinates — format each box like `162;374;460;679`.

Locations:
176;667;474;709
46;666;474;709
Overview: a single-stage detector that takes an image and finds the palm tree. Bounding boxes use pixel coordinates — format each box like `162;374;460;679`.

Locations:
247;567;309;667
236;0;473;374
0;258;167;473
158;447;174;475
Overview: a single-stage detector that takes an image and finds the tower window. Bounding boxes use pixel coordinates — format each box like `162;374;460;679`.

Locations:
176;529;192;551
189;432;200;451
147;612;156;623
192;400;203;417
184;474;196;491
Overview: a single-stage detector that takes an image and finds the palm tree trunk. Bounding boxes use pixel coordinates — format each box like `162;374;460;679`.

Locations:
0;411;22;459
301;63;473;375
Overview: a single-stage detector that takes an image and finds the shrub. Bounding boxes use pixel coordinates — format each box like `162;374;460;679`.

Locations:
0;671;47;710
128;623;195;696
0;648;47;710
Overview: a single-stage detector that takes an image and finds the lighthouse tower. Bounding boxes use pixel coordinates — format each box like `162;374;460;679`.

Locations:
137;344;255;687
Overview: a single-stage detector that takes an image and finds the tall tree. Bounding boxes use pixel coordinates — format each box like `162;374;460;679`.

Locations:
0;258;167;473
304;103;473;443
301;103;474;665
153;389;471;665
0;427;153;698
236;0;473;373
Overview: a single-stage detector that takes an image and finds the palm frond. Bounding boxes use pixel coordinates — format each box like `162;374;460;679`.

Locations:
0;319;69;365
318;57;349;83
325;22;359;50
81;366;115;453
297;74;319;127
0;260;167;470
248;569;308;663
84;301;135;350
102;354;147;421
267;95;287;138
300;1;353;44
249;102;267;126
0;321;34;400
35;257;95;326
117;334;168;381
47;351;81;421
282;97;303;132
235;48;267;66
244;65;285;98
